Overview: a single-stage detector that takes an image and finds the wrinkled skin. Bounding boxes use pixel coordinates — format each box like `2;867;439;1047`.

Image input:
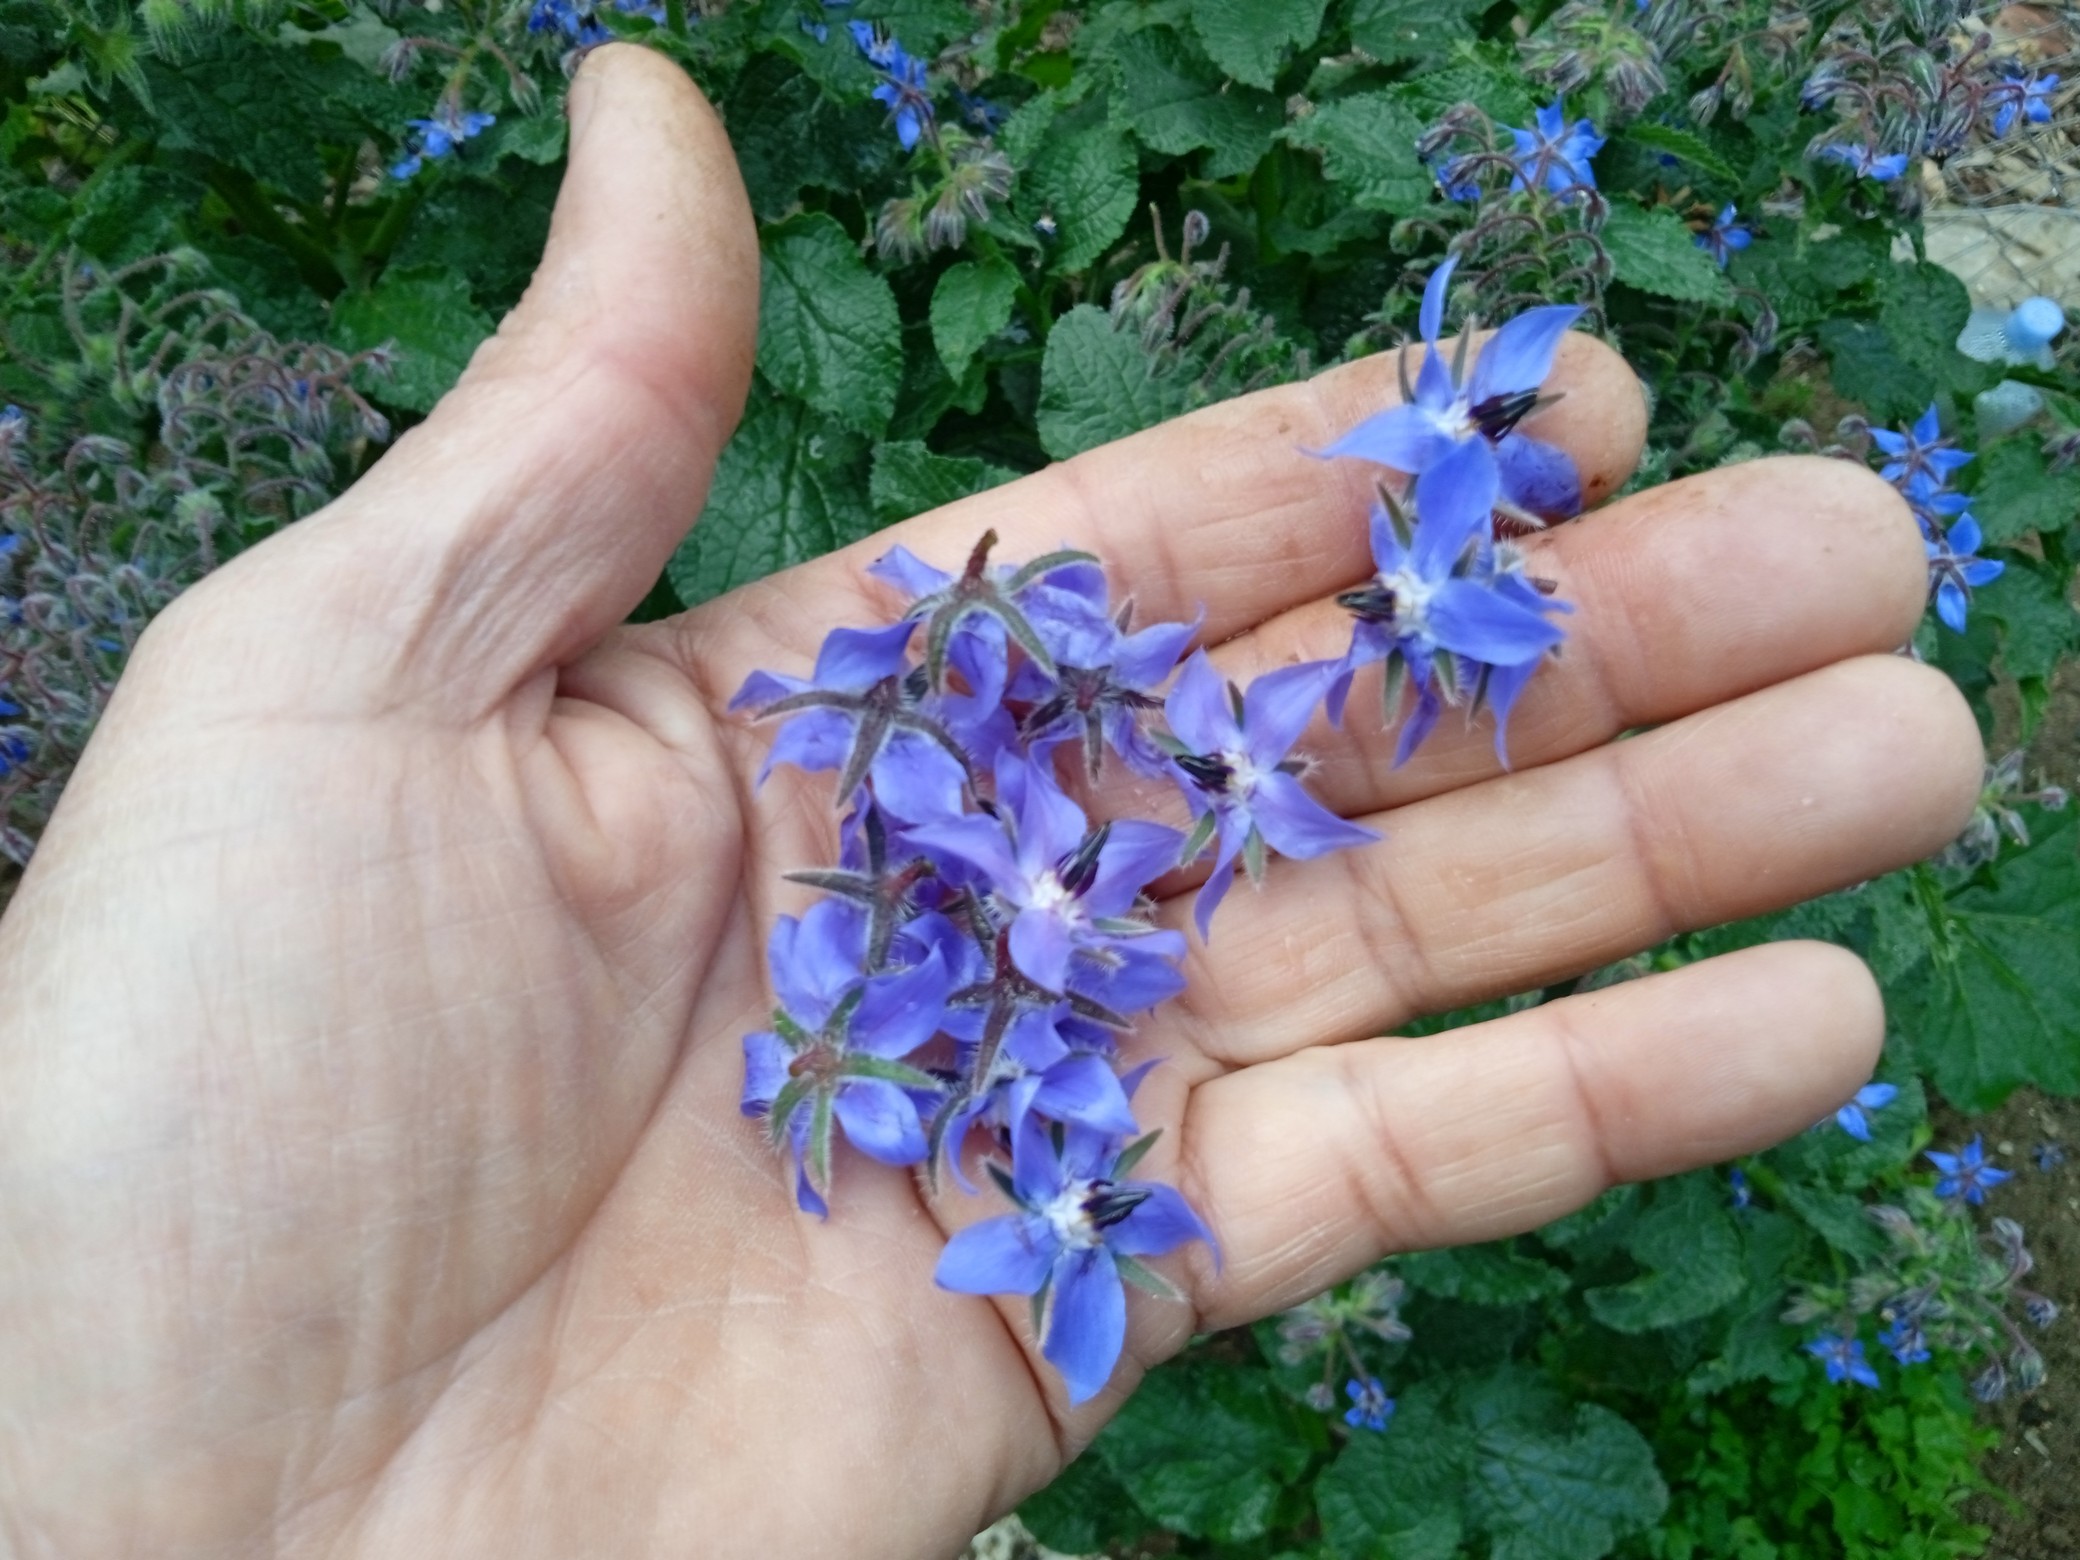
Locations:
0;46;1982;1560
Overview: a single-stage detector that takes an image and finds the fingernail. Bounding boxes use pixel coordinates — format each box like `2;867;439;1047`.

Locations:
568;45;612;140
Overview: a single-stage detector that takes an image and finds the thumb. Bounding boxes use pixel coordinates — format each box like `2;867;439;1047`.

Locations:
257;44;759;715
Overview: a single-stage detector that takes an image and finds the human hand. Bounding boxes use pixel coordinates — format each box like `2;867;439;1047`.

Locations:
0;44;1984;1560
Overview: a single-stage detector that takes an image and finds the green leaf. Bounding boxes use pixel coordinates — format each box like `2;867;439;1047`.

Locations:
1687;1209;1810;1394
1826;260;1991;421
494;113;568;166
667;388;873;605
1189;0;1328;88
1093;1361;1321;1542
1896;806;2080;1109
1778;1182;1885;1261
1399;1242;1571;1306
1980;553;2080;682
328;264;494;414
1020;1451;1149;1554
1583;1174;1745;1333
1314;1380;1468;1560
1618;122;1737;185
1468;1402;1668;1560
1026;118;1140;272
142;33;392;202
757;213;902;435
1116;27;1282;179
843;0;976;54
1348;0;1482;65
1967;434;2080;545
868;439;1018;525
929;256;1020;379
1600;200;1735;305
1037;304;1192;459
1281;91;1431;214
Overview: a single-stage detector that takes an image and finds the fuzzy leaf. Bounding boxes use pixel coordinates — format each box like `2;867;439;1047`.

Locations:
1583;1174;1745;1333
1399;1242;1571;1306
1468;1401;1668;1560
1894;806;2080;1109
328;264;494;414
1116;27;1282;179
1618;121;1738;184
1314;1380;1468;1559
868;440;1019;525
1026;119;1140;272
1966;435;2080;546
1601;200;1735;305
1980;553;2080;682
929;255;1021;379
1281;91;1431;214
1189;0;1328;88
1037;304;1192;459
1093;1362;1322;1543
757;214;902;435
668;387;872;605
1348;0;1482;64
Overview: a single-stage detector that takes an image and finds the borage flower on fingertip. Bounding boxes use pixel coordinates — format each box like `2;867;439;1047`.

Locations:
935;1116;1212;1404
1162;651;1379;938
1316;255;1587;526
1328;439;1571;766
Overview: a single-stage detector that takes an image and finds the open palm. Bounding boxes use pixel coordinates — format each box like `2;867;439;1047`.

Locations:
0;47;1983;1560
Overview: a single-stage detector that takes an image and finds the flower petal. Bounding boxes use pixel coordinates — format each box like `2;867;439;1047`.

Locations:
1493;432;1582;521
833;1077;929;1165
936;1215;1055;1294
1083;819;1188;918
1045;1247;1128;1405
742;1031;790;1115
1419;254;1458;344
1250;770;1382;859
811;619;918;689
1316;405;1452;474
1032;1052;1142;1137
1165;650;1244;755
1428;578;1567;664
1010;906;1075;992
1467;304;1583;404
1109;1182;1213;1258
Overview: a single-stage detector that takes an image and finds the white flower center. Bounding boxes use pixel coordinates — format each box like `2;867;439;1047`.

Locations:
1042;1179;1101;1250
1220;747;1266;797
1027;870;1076;914
1425;392;1477;442
1379;565;1437;633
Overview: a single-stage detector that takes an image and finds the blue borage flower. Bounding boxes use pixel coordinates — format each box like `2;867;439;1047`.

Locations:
850;19;935;149
1832;1081;1897;1141
936;1115;1211;1404
1819;142;1910;182
1879;1315;1931;1367
1992;71;2058;137
528;0;665;45
389;102;496;180
1694;203;1752;268
1317;256;1587;525
1503;99;1605;197
1327;439;1571;766
734;441;1575;1392
1926;1135;2013;1206
1806;1332;1882;1388
1344;1375;1395;1431
1872;403;1973;491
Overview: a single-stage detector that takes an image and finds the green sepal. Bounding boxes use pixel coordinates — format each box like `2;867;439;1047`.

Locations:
1115;1252;1185;1301
983;595;1059;678
840;1054;943;1091
1007;547;1101;590
806;1090;835;1195
1180;809;1219;865
987;1159;1021;1204
765;1077;812;1144
1242;824;1268;884
772;1009;813;1048
1112;1128;1163;1179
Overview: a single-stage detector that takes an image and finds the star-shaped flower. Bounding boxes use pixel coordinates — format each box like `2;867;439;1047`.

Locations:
1316;256;1586;524
1926;1135;2012;1205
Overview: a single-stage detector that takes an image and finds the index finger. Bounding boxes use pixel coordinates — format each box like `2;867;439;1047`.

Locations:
669;331;1647;699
